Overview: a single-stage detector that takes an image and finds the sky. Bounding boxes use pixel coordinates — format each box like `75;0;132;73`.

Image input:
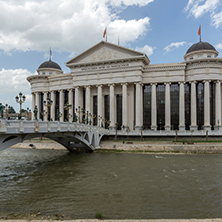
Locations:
0;0;222;112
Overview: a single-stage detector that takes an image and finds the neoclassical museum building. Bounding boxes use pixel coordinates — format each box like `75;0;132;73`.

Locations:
27;40;222;133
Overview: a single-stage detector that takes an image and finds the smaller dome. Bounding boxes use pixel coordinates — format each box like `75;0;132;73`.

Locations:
186;41;216;54
38;60;62;70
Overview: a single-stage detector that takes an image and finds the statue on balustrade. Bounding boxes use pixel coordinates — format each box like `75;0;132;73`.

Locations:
33;105;38;120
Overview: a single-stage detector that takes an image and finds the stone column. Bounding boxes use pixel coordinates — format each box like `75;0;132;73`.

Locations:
51;91;55;121
35;92;40;120
215;81;222;130
179;82;185;131
165;83;171;131
204;80;211;130
122;83;128;129
190;81;197;130
135;82;142;130
68;89;73;122
32;93;35;120
43;92;48;121
151;83;157;131
59;90;64;122
109;84;115;129
97;85;103;127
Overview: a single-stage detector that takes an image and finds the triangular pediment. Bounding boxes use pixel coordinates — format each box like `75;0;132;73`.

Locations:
66;41;149;66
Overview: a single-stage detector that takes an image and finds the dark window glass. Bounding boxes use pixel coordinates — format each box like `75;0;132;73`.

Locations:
157;84;165;130
210;82;215;130
104;95;110;128
40;93;44;120
47;92;51;121
55;91;59;121
170;84;179;130
143;85;151;129
185;83;191;130
83;89;86;111
64;90;69;122
116;94;122;130
93;96;97;125
197;82;204;130
73;90;75;118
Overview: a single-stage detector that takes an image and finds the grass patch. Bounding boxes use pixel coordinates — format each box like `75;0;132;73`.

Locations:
95;212;103;219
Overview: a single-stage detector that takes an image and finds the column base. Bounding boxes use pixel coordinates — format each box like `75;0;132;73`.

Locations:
215;125;222;130
179;125;186;131
190;125;197;131
151;125;157;131
109;126;116;131
121;125;129;131
165;125;171;131
134;126;142;131
204;125;211;131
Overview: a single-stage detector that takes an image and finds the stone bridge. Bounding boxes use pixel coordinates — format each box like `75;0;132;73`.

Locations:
0;120;109;152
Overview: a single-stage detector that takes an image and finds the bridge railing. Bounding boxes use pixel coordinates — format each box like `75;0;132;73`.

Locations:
0;120;110;135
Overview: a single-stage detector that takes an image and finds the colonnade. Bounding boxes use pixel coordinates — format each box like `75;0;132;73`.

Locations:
31;80;222;131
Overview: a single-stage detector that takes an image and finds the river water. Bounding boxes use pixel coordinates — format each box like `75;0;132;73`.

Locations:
1;148;222;219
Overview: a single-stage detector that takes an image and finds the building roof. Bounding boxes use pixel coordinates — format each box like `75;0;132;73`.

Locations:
186;41;216;54
38;60;62;70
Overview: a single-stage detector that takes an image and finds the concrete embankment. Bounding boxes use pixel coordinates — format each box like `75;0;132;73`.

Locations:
10;140;222;154
4;219;222;222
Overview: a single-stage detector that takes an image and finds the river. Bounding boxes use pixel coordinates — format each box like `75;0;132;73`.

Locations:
1;148;222;219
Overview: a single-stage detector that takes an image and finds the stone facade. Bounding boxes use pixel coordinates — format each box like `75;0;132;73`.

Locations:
27;40;222;134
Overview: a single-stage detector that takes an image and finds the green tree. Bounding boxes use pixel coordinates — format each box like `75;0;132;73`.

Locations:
8;106;16;114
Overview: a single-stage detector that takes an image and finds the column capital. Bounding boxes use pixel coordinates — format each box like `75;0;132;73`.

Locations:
134;82;143;86
96;84;103;88
178;81;185;85
189;81;197;84
164;82;171;86
121;83;128;86
108;84;115;87
151;83;157;86
203;80;211;83
68;88;74;92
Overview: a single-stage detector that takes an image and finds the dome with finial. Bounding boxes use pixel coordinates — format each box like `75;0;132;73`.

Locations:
184;40;218;61
38;60;62;70
186;41;216;54
37;48;63;75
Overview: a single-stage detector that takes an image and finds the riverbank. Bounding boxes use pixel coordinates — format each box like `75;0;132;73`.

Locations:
3;219;222;222
10;139;222;154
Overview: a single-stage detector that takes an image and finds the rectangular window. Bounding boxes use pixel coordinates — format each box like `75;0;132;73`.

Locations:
93;96;97;126
170;84;179;130
143;85;151;129
104;95;110;128
157;84;165;130
116;94;122;130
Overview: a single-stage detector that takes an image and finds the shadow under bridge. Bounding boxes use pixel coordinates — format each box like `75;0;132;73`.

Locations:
0;120;107;152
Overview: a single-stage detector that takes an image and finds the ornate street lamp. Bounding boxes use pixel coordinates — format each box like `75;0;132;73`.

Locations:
76;106;81;123
64;103;72;122
15;92;26;119
43;97;53;121
5;104;11;119
26;107;31;120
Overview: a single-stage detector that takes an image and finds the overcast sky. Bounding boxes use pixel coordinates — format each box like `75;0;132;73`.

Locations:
0;0;222;112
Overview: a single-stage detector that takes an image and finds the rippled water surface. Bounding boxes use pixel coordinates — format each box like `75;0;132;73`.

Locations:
1;148;222;219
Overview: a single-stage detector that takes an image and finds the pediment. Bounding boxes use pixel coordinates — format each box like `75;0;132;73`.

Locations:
66;41;148;66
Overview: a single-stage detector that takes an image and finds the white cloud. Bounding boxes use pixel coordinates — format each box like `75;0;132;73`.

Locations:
216;43;222;50
164;42;187;54
0;68;35;111
135;45;155;56
0;0;153;54
185;0;222;28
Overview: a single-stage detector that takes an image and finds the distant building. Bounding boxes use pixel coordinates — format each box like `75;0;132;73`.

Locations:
27;40;222;132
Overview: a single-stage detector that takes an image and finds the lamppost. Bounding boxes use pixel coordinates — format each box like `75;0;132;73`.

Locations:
26;107;31;120
64;103;72;122
76;106;81;123
43;97;53;121
5;104;11;119
15;92;26;120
